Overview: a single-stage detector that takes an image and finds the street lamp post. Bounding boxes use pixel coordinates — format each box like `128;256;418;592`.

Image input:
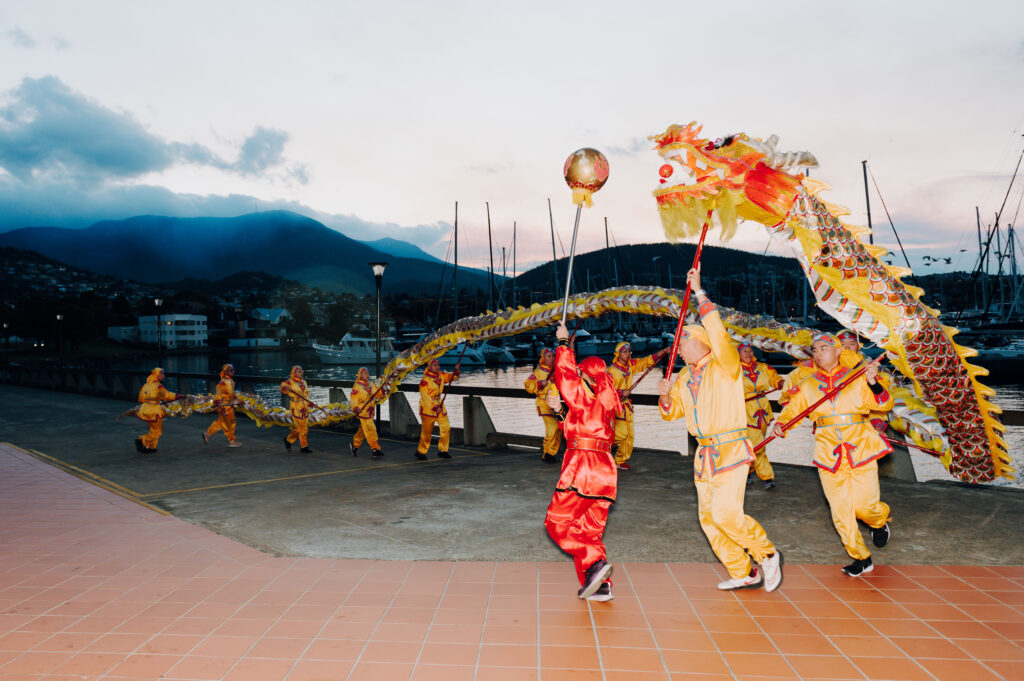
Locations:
154;298;163;365
56;314;64;368
2;322;8;382
369;262;388;430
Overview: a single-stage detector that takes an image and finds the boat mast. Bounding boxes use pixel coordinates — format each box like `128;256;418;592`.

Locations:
453;201;459;322
861;161;873;245
512;221;517;308
486;202;495;310
548;199;559;299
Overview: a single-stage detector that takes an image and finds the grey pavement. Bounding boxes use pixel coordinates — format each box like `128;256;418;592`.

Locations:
1;383;1022;566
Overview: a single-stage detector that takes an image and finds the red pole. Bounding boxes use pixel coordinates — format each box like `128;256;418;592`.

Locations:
664;207;715;382
753;363;872;453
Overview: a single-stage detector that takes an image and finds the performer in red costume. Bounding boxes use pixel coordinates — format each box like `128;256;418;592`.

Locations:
544;320;621;601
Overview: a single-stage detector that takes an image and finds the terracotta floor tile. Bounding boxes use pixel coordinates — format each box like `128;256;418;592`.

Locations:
535;669;602;681
540;643;603;670
409;664;475;681
699;614;763;634
476;666;540;681
0;631;52;651
286;658;353;681
539;625;597;647
0;650;66;675
223;656;295;681
165;655;237;680
710;631;776;654
644;612;705;631
371;621;429;642
265;619;324;638
247;636;308;659
108;652;181;677
162;616;222;636
346;661;415;681
604;671;671;681
916;657;1007;681
847;655;932;680
359;639;421;664
190;635;257;658
416;642;479;666
425;623;483;644
828;634;903;657
870;617;942;638
954;637;1024;662
930;619;1003;640
653;629;716;652
786;653;864;679
755;615;822;637
301;637;364;661
797;601;859;619
720;651;798;678
891;636;971;660
986;659;1024;680
601;646;665;672
478;643;537;668
82;632;150;654
596;626;657;648
48;651;122;676
486;609;538;627
381;606;436;624
769;634;841;656
482;625;538;645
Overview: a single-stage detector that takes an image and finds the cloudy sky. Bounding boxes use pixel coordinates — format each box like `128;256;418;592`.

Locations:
1;1;1023;275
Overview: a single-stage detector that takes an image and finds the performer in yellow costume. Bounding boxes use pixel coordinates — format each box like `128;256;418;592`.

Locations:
417;359;460;460
609;341;669;470
280;365;313;453
349;367;383;458
135;367;178;453
738;343;782;488
772;333;893;577
524;348;562;463
659;267;782;592
836;330;891;433
204;364;242;447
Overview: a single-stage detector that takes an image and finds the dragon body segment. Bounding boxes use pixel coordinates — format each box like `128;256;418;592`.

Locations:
651;122;1011;483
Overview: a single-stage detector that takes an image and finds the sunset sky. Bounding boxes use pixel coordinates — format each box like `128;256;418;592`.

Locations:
2;1;1023;275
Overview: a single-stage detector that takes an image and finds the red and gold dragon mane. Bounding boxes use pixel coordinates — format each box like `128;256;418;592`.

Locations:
651;122;1011;483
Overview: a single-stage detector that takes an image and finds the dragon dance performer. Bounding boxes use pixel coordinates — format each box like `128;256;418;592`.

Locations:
280;365;314;453
545;321;620;601
739;343;782;489
203;364;242;448
349;367;383;458
837;330;891;433
417;359;460;460
524;348;562;463
608;341;670;470
658;267;782;592
771;333;893;577
135;367;179;454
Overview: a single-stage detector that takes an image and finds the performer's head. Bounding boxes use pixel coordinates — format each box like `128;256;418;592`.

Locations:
427;359;440;374
614;341;631;363
539;348;554;368
811;333;842;371
678;324;711;366
578;356;621;412
837;330;860;352
220;363;234;378
148;367;165;382
290;365;304;380
738;342;756;365
357;367;369;381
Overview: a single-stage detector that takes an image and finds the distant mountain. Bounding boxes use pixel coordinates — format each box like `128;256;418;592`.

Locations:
0;210;490;296
360;237;442;263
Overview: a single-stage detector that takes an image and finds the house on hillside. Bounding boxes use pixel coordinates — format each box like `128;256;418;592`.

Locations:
252;308;294;326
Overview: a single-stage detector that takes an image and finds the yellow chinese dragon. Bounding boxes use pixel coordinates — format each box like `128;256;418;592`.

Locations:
122;121;1011;484
649;122;1010;484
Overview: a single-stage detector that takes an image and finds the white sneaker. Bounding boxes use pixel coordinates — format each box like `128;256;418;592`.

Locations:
586;583;613;601
717;569;763;591
227;441;243;448
761;552;783;592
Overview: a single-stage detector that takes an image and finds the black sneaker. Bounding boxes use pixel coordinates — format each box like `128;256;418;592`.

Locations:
578;559;613;599
842;557;874;577
871;523;891;548
542;453;557;463
372;449;383;458
350;442;358;457
747;473;756;485
134;437;145;453
764;480;776;490
300;447;313;454
284;436;292;452
438;451;451;459
415;453;427;461
586;583;613;602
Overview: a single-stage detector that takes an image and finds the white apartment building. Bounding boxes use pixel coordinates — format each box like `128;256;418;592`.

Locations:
138;314;208;349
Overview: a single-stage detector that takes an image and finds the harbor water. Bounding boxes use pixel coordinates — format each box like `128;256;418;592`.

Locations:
125;348;1024;489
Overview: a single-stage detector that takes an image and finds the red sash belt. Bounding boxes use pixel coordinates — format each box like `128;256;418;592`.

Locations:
568;437;612;453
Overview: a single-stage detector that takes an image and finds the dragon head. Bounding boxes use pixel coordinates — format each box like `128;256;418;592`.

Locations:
650;122;818;241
